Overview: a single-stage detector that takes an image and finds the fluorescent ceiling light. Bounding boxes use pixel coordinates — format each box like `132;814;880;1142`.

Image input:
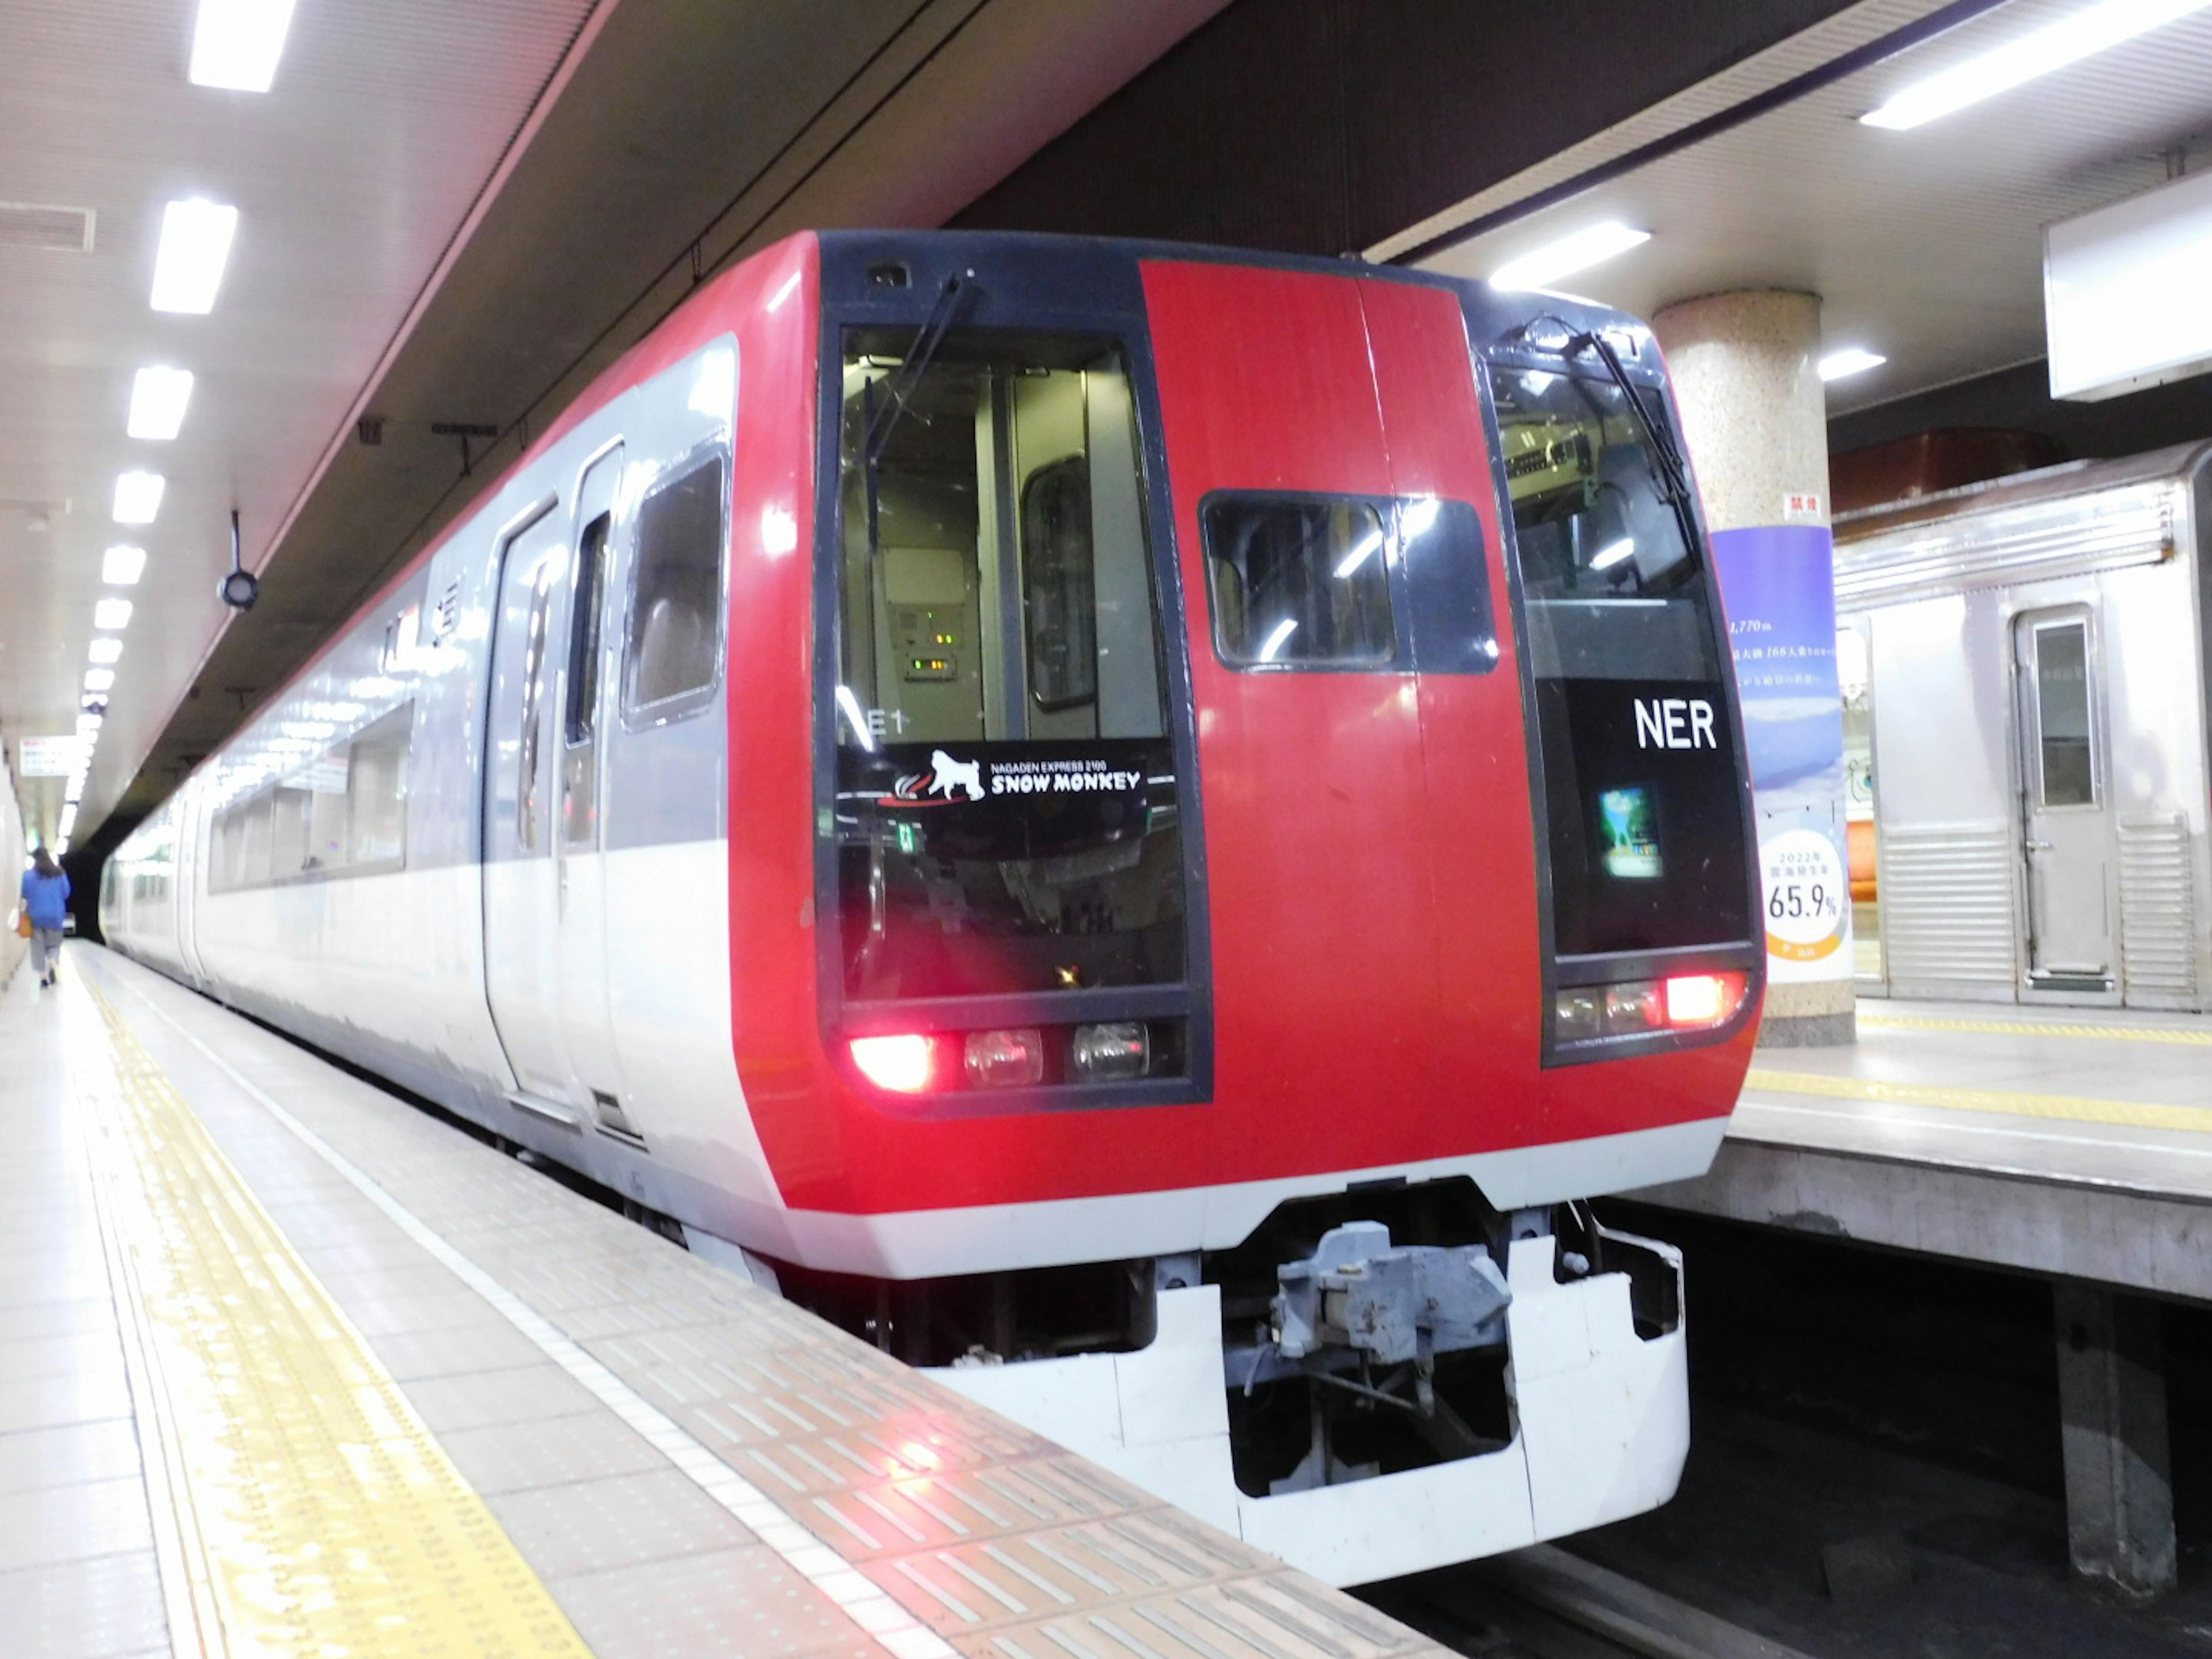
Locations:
150;198;240;313
1862;0;2212;130
1819;348;1888;382
103;545;147;585
54;838;70;856
58;805;77;840
84;668;116;692
190;0;299;92
1590;537;1637;570
1257;618;1300;662
1490;222;1651;292
89;638;123;665
113;471;165;523
94;598;134;631
127;365;195;440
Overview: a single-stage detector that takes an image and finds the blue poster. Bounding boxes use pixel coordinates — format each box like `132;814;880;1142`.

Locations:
1709;524;1851;983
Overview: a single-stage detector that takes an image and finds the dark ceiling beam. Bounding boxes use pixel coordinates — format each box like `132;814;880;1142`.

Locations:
955;0;1874;256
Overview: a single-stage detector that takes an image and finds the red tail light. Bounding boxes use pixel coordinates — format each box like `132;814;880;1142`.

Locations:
1664;972;1744;1028
850;1034;935;1092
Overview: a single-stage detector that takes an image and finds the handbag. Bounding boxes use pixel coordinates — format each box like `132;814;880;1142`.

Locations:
13;910;29;940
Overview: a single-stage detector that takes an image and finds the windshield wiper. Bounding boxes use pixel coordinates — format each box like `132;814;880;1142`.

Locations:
1565;330;1694;522
863;269;979;468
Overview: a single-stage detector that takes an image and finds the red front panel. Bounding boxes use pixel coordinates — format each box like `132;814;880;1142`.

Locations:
731;252;1747;1225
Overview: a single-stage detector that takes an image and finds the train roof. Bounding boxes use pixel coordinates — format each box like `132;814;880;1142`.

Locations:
1836;437;2212;542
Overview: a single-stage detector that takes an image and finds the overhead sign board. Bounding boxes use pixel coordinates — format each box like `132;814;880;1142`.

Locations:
2047;168;2212;402
18;737;88;777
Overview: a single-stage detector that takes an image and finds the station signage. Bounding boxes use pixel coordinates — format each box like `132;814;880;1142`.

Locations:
18;736;88;777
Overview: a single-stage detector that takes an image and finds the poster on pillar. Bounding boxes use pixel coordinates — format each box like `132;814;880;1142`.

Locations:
1709;524;1853;986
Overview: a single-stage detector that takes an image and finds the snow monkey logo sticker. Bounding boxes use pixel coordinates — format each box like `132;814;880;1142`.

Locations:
888;749;986;805
882;750;1146;806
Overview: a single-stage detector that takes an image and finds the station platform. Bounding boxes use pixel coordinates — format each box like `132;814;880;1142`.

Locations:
0;945;1448;1659
1633;1001;2212;1299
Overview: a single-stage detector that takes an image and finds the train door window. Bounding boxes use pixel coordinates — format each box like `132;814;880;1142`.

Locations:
1200;496;1395;667
2032;620;2096;807
831;330;1183;1002
517;559;556;850
1023;457;1096;712
567;513;610;745
623;452;727;719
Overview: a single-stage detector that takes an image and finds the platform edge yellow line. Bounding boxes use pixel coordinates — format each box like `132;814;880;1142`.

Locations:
1743;1065;2212;1135
70;978;594;1659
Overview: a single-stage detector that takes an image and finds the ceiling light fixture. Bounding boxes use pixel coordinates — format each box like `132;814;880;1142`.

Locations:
113;471;165;524
94;598;134;631
128;365;195;440
189;0;300;92
1819;348;1889;382
1862;0;2212;130
150;198;240;313
1490;222;1652;293
89;638;123;665
103;545;147;585
84;668;116;692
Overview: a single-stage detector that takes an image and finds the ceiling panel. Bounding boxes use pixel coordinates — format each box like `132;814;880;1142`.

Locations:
0;0;599;850
1407;0;2212;422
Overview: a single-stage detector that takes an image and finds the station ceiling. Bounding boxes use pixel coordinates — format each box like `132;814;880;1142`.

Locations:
0;0;1225;852
1387;0;2212;419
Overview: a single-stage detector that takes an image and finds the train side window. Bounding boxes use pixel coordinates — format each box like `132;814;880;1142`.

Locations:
346;707;412;867
624;452;728;719
1201;495;1396;668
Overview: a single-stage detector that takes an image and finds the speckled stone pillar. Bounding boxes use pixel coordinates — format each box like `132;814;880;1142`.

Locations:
1654;290;1855;1047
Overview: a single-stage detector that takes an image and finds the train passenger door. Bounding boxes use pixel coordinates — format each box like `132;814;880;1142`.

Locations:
483;501;577;1106
551;448;625;1107
2013;607;2115;992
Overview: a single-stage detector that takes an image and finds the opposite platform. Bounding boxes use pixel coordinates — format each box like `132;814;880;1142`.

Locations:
1632;1001;2212;1298
0;945;1451;1659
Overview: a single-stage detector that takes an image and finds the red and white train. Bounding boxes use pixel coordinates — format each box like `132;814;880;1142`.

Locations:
104;230;1761;1584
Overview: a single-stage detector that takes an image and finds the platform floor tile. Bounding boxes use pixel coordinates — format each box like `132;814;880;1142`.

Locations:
15;944;1454;1659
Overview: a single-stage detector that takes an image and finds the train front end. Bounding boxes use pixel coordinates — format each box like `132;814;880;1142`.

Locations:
726;233;1760;1584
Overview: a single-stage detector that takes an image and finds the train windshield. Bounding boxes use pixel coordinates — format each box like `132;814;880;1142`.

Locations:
831;329;1185;1001
1496;367;1750;956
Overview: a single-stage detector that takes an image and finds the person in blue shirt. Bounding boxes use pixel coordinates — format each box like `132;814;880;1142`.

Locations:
20;846;69;989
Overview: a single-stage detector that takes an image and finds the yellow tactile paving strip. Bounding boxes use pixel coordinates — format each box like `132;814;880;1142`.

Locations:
1858;1010;2212;1047
70;978;593;1658
1743;1066;2212;1137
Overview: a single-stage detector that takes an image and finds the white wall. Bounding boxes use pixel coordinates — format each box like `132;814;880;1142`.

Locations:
1;743;26;986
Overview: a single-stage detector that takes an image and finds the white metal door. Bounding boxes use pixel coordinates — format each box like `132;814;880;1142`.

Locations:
552;447;625;1112
483;503;574;1103
2014;608;2115;988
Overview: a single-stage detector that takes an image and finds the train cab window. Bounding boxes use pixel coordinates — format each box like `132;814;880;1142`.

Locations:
831;329;1184;1003
1201;497;1396;666
624;454;727;717
1494;365;1749;962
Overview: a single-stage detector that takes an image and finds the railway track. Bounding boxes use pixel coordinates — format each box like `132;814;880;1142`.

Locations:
1363;1544;1819;1659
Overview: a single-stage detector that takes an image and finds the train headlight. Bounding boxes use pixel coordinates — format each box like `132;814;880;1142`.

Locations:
1554;989;1603;1041
964;1028;1046;1088
1554;971;1745;1043
1603;980;1664;1035
851;1034;935;1092
1664;972;1744;1028
1071;1021;1149;1082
